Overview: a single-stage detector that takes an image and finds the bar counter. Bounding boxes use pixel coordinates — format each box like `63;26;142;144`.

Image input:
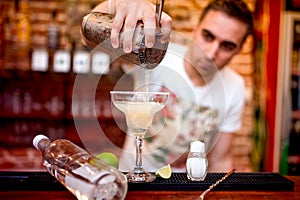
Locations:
0;174;299;200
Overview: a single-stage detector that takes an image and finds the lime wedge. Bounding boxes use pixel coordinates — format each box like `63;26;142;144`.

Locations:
96;152;119;169
155;164;172;179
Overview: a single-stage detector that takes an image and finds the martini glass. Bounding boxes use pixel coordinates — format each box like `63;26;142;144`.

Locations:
110;91;169;182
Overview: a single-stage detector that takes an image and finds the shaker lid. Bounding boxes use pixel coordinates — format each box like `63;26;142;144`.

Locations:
190;141;205;153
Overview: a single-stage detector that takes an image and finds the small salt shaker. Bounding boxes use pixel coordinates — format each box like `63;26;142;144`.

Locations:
186;141;208;181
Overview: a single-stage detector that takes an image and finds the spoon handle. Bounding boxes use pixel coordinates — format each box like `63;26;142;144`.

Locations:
155;0;165;27
197;169;235;200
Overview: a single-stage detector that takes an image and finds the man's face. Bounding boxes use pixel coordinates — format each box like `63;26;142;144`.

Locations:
191;10;248;76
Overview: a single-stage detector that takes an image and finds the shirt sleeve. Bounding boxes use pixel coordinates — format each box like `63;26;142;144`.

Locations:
219;74;246;133
220;80;245;133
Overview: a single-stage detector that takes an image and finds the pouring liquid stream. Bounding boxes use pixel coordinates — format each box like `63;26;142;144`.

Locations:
144;70;151;92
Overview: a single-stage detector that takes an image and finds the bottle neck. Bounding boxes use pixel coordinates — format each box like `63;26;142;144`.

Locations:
37;138;51;152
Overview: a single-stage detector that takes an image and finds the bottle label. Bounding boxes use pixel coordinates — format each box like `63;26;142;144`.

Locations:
53;50;71;73
31;49;49;72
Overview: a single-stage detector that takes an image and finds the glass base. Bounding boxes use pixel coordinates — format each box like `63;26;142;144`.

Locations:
126;170;156;182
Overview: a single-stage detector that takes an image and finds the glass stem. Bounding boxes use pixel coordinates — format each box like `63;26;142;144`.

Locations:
134;136;144;173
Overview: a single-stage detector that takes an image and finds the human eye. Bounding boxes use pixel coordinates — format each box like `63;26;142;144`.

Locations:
221;42;237;51
201;30;214;42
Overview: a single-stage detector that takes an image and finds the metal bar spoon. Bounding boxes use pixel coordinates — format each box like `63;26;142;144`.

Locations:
155;0;165;28
196;169;236;200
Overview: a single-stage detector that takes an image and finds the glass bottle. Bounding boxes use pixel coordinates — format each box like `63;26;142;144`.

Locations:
186;140;208;181
33;134;128;200
48;10;59;50
81;12;169;70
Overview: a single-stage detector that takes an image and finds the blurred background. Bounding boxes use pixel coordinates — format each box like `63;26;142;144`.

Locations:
0;0;299;175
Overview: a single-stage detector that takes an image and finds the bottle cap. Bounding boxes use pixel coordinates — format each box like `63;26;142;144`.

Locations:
190;141;205;153
33;134;49;150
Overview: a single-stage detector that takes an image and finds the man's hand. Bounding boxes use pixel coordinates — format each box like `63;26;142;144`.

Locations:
93;0;172;53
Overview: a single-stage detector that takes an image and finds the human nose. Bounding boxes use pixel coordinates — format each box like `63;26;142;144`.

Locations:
205;42;219;61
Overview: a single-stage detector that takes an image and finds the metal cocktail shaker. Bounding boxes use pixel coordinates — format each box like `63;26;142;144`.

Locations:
81;12;169;70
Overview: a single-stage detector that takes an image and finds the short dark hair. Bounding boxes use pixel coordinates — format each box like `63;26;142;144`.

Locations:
199;0;254;44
